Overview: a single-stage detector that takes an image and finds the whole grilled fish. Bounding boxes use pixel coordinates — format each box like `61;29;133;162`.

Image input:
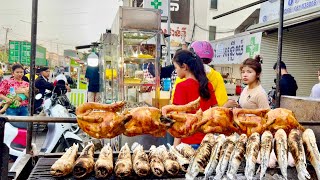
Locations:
176;143;196;160
168;143;190;172
214;134;238;180
226;134;247;180
259;131;273;179
302;129;320;180
204;134;226;179
274;129;288;179
95;143;113;178
149;145;165;177
186;133;215;180
131;143;150;177
115;143;132;178
158;145;180;176
245;132;260;180
73;142;95;179
50;143;79;177
288;129;310;180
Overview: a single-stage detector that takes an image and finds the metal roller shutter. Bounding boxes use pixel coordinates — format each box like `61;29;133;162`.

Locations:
260;20;320;96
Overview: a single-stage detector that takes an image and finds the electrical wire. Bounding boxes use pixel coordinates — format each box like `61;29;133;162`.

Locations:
195;24;235;33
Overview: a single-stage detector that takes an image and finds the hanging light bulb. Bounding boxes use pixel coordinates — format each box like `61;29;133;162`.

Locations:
87;52;99;67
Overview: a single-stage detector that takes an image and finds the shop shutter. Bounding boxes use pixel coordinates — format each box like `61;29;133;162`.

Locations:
260;20;320;96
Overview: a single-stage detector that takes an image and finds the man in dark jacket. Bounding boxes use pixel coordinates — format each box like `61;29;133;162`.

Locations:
273;61;298;96
35;67;54;111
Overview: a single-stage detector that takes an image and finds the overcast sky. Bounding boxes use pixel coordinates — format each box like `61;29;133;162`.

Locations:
0;0;122;54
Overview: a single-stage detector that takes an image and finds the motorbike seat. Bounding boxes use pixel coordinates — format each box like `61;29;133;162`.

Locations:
9;122;28;129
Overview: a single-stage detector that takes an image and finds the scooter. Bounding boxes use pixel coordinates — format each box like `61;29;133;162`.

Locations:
4;89;83;159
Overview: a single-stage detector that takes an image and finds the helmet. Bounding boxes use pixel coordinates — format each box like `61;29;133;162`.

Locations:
0;69;3;77
190;41;214;60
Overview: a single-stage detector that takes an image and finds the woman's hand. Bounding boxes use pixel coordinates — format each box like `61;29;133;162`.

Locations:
223;99;239;108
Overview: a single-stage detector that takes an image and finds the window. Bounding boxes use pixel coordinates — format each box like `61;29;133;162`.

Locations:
210;0;218;9
209;26;216;41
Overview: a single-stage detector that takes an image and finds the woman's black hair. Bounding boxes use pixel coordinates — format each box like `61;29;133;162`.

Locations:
12;64;24;72
173;50;211;100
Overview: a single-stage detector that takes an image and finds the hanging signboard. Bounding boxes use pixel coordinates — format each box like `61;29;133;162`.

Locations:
144;0;169;17
170;0;190;24
161;23;190;53
259;0;320;23
211;32;262;65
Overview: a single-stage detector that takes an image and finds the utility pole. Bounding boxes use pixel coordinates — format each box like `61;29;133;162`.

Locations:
2;27;12;61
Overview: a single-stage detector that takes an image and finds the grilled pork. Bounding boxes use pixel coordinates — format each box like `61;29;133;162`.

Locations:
50;143;79;177
73;142;95;178
94;143;113;178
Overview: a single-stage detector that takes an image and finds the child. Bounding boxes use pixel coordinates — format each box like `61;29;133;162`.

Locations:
0;87;29;114
170;50;218;148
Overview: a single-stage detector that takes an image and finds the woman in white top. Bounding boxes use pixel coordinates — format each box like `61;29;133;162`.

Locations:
238;55;270;109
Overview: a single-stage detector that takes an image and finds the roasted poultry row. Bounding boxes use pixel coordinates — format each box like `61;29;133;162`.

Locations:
50;128;320;179
76;98;305;139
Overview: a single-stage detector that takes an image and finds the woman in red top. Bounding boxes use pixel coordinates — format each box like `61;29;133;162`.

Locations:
171;50;218;148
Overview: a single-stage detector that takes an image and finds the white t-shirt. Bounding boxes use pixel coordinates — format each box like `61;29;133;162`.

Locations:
310;83;320;98
55;74;68;84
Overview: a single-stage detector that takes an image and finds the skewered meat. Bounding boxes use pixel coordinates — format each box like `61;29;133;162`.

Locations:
131;143;150;177
226;134;247;180
149;145;165;177
167;143;190;172
186;133;215;180
204;134;226;179
214;134;238;179
165;109;205;138
302;129;320;180
161;97;200;116
176;143;196;160
275;129;288;179
200;107;239;135
73;142;95;178
115;143;132;178
265;108;305;134
50;143;79;177
123;107;167;137
259;131;273;179
288;129;310;180
76;102;132;139
245;132;260;180
157;145;180;176
233;108;269;136
95;143;113;178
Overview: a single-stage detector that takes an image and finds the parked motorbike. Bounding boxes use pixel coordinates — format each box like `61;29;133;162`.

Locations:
268;85;276;109
4;88;83;160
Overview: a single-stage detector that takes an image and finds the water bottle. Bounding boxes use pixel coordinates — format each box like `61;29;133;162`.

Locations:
10;87;16;96
163;78;171;91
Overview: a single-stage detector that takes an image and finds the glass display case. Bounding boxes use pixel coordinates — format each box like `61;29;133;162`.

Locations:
101;7;162;108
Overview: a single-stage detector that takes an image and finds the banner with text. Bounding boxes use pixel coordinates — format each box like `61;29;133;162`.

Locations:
161;23;190;53
260;0;320;23
211;32;262;65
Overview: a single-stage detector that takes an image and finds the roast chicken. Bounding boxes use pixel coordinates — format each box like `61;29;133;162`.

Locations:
123;107;167;137
76;102;132;139
264;108;305;134
233;108;269;136
200;107;239;135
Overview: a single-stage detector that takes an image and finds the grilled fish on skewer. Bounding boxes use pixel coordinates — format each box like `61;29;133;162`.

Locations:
186;133;215;180
245;132;260;180
168;143;190;172
226;134;247;180
214;134;238;180
259;131;273;179
50;143;79;177
176;143;196;160
73;142;95;178
275;129;288;179
302;129;320;180
288;129;310;180
204;134;226;179
149;145;165;177
131;143;150;177
157;145;180;176
115;143;132;178
95;143;113;178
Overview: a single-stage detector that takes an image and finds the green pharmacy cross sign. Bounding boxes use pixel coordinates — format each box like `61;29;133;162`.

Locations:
246;37;260;58
151;0;162;9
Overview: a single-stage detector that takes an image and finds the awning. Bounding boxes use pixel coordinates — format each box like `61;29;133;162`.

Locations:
247;6;320;33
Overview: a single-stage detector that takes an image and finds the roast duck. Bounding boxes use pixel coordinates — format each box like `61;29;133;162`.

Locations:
76;98;304;139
